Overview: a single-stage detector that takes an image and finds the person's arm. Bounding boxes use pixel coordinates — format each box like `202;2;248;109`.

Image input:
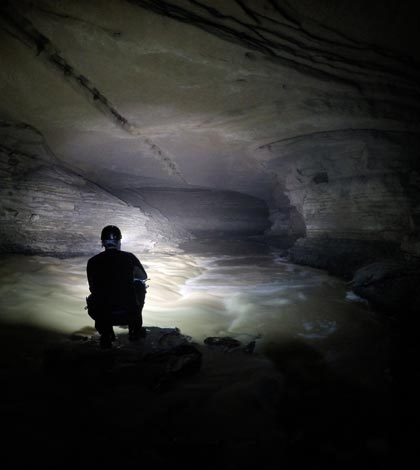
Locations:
86;260;94;293
133;264;148;281
131;254;148;281
132;256;148;301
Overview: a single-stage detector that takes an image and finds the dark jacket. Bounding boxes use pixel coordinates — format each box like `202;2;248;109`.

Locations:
87;249;147;311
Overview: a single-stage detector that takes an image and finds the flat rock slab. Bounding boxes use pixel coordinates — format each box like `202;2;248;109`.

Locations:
43;326;202;389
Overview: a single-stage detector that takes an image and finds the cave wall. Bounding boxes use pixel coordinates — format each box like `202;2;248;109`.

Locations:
262;128;420;272
129;187;270;235
263;130;420;239
0;0;419;260
0;124;187;255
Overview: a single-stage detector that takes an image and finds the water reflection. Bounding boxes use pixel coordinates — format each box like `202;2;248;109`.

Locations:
0;241;389;386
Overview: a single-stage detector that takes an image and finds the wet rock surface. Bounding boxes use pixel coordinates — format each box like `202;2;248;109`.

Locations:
204;335;242;349
44;327;203;388
351;258;420;315
289;237;400;279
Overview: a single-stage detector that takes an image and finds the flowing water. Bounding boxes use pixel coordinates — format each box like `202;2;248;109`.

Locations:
0;238;390;388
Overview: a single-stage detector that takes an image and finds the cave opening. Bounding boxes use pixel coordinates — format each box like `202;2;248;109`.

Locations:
1;0;419;468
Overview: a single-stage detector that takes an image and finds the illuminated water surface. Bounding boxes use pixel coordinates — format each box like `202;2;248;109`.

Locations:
0;240;390;386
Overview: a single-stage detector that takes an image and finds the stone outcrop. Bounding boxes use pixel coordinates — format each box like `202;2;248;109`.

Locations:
350;259;420;315
44;327;203;387
289;237;399;279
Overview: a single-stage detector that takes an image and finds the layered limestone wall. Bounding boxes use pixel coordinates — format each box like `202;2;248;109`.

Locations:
0;128;187;256
261;130;420;272
268;128;420;308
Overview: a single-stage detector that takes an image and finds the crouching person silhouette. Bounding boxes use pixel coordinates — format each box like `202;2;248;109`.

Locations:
86;225;148;349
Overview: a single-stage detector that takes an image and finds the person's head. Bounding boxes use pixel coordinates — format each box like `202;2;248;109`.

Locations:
101;225;122;250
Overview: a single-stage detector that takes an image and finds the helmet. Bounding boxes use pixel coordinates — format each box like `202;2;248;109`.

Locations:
101;225;122;243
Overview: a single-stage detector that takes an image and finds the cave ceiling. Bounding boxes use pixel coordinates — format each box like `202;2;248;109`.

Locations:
1;0;419;200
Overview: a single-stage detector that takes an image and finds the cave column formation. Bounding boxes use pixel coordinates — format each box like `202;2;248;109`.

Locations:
0;0;419;284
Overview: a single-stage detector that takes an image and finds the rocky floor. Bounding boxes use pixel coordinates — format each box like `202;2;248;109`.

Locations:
1;323;401;470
